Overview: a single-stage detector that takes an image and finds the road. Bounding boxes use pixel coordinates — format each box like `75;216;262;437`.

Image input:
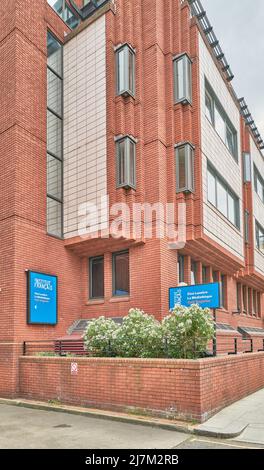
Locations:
0;404;263;450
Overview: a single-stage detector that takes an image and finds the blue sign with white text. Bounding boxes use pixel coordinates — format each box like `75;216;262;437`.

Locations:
28;271;58;325
169;283;221;310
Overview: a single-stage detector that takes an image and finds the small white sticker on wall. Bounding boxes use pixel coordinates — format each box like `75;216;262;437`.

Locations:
71;362;78;376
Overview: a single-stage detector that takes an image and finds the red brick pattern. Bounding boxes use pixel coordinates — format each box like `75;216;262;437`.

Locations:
19;353;264;422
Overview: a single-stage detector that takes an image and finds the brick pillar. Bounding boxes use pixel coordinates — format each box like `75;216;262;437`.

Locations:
0;342;23;398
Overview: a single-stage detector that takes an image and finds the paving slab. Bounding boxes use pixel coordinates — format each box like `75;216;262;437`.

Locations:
194;388;264;440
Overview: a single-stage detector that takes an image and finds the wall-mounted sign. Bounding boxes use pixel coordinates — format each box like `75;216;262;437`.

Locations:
27;271;58;325
169;283;221;310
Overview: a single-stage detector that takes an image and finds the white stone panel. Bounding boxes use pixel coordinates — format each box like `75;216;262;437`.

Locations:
199;33;244;260
63;15;107;238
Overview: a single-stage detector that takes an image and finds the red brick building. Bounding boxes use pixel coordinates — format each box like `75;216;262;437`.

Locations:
1;0;264;395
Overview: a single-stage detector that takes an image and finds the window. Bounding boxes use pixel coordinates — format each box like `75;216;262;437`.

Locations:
191;260;197;285
48;0;80;29
205;80;238;161
254;166;264;202
207;164;240;228
236;283;242;312
256;221;264;253
89;257;104;299
242;285;248;313
243;153;252;182
173;53;192;104
202;266;208;284
213;271;219;283
116;44;135;97
244;210;250;244
113;251;129;296
175;143;194;193
221;275;227;309
47;32;63;238
205;91;214;124
178;255;185;284
116;136;136;189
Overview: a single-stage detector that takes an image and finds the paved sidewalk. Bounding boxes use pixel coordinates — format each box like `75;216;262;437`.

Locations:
194;388;264;444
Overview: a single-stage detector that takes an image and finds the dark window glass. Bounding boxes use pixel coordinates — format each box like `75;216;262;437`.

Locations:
221;275;227;309
202;266;207;284
178;255;185;283
213;271;218;283
90;257;104;299
191;260;197;285
113;251;129;296
242;285;248;313
237;283;242;312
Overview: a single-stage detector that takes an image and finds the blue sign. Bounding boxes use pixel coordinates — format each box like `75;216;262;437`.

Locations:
169;283;221;310
27;271;58;325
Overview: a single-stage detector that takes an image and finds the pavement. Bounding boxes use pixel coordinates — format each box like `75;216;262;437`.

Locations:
195;388;264;444
1;389;264;448
0;402;263;449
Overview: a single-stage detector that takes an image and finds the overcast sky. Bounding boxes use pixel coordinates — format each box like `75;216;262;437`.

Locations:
201;0;264;137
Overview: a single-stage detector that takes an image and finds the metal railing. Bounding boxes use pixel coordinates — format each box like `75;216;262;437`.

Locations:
22;337;264;358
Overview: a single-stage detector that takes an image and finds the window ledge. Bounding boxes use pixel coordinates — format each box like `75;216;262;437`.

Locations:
86;299;105;306
110;296;130;303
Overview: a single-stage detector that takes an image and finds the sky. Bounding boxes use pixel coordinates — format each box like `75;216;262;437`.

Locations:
201;0;264;138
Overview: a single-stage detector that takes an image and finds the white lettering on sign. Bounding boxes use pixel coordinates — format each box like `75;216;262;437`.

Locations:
71;362;78;375
34;278;53;291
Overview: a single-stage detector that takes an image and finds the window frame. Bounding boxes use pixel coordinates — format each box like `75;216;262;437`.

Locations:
254;165;264;203
205;79;238;162
112;250;130;297
255;220;264;253
243;152;252;183
207;162;240;229
47;0;80;30
178;255;185;284
173;53;192;105
47;31;63;239
116;135;136;190
89;256;105;300
175;142;195;193
116;43;136;98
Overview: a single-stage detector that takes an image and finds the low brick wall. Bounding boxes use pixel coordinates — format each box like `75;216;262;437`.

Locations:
18;353;264;422
0;343;23;398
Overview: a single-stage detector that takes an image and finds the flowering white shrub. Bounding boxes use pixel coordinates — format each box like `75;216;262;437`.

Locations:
162;304;215;359
84;305;215;359
114;308;164;358
84;316;119;357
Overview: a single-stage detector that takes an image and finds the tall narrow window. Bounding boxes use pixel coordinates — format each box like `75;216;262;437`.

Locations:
116;44;135;97
89;256;104;299
202;266;208;284
178;255;185;284
173;53;192;104
113;251;130;296
207;164;240;229
244;210;250;244
256;221;264;253
254;166;264;202
221;275;227;309
205;80;238;161
236;283;242;312
175;143;194;193
243;153;251;182
47;32;63;238
191;260;197;285
116;136;136;189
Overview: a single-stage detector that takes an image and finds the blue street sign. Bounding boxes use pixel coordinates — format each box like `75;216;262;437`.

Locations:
169;283;221;310
27;271;58;325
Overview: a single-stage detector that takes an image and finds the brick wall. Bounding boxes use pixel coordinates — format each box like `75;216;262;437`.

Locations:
19;353;264;422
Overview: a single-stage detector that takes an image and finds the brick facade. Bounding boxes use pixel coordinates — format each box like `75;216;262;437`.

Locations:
1;0;264;398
